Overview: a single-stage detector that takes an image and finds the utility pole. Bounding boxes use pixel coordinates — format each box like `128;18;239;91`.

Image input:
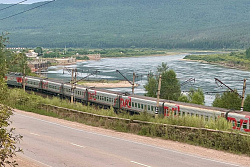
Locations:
155;75;162;118
23;65;25;91
215;78;246;111
116;70;136;95
240;78;247;111
74;68;77;103
132;72;135;95
71;69;74;103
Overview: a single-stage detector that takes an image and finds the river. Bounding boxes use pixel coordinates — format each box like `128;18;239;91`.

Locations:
46;54;250;106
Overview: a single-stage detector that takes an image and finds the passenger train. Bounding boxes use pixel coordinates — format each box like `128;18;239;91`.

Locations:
5;73;250;132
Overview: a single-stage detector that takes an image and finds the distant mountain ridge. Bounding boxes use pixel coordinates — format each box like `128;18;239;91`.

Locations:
0;0;250;49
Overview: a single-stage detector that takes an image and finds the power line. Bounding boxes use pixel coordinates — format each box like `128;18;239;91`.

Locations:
0;0;55;21
0;0;27;12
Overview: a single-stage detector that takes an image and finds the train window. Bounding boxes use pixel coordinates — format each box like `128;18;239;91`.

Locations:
182;112;185;115
151;106;154;111
129;102;131;106
104;97;107;101
135;103;137;108
141;104;143;109
148;105;150;111
97;95;99;100
132;102;134;107
138;103;140;109
237;121;241;127
205;116;209;121
243;122;247;129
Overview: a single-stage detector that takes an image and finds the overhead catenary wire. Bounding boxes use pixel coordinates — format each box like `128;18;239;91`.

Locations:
0;0;55;21
0;0;27;12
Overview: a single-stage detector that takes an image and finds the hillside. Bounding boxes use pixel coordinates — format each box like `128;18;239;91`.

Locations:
1;0;250;49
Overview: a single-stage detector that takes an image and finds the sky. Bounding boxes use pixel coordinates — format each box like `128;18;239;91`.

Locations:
0;0;47;4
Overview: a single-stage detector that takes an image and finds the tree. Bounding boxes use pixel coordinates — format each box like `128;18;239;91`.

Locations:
0;105;22;167
10;53;31;74
144;74;157;98
246;47;250;59
178;88;205;105
0;34;22;166
144;63;181;100
244;94;250;112
160;69;181;100
34;47;43;56
0;33;8;78
212;90;241;110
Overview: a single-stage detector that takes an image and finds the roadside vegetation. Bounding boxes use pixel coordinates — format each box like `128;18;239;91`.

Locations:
0;34;22;167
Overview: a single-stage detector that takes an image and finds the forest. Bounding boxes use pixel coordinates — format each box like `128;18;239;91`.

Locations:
0;0;250;49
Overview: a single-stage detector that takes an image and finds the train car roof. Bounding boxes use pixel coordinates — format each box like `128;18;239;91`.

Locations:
129;94;166;102
89;87;124;95
44;78;66;83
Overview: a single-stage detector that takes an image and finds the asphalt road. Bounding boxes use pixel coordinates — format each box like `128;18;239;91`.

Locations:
10;111;241;167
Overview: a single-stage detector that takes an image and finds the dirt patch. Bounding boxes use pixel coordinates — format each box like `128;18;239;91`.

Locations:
79;80;138;88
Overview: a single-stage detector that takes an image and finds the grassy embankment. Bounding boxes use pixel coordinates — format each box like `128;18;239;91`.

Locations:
3;88;250;155
184;51;250;71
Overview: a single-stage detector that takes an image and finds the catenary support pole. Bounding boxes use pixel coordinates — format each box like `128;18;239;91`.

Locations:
155;75;162;118
132;72;135;95
240;78;247;111
71;69;74;103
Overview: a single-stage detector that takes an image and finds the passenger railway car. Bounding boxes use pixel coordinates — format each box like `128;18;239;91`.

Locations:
5;73;250;132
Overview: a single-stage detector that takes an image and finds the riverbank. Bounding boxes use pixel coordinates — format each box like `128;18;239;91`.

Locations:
78;80;138;88
183;52;250;71
183;58;250;71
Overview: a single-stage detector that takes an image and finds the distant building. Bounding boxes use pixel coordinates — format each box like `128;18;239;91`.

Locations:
55;57;76;65
25;50;38;58
28;58;49;72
